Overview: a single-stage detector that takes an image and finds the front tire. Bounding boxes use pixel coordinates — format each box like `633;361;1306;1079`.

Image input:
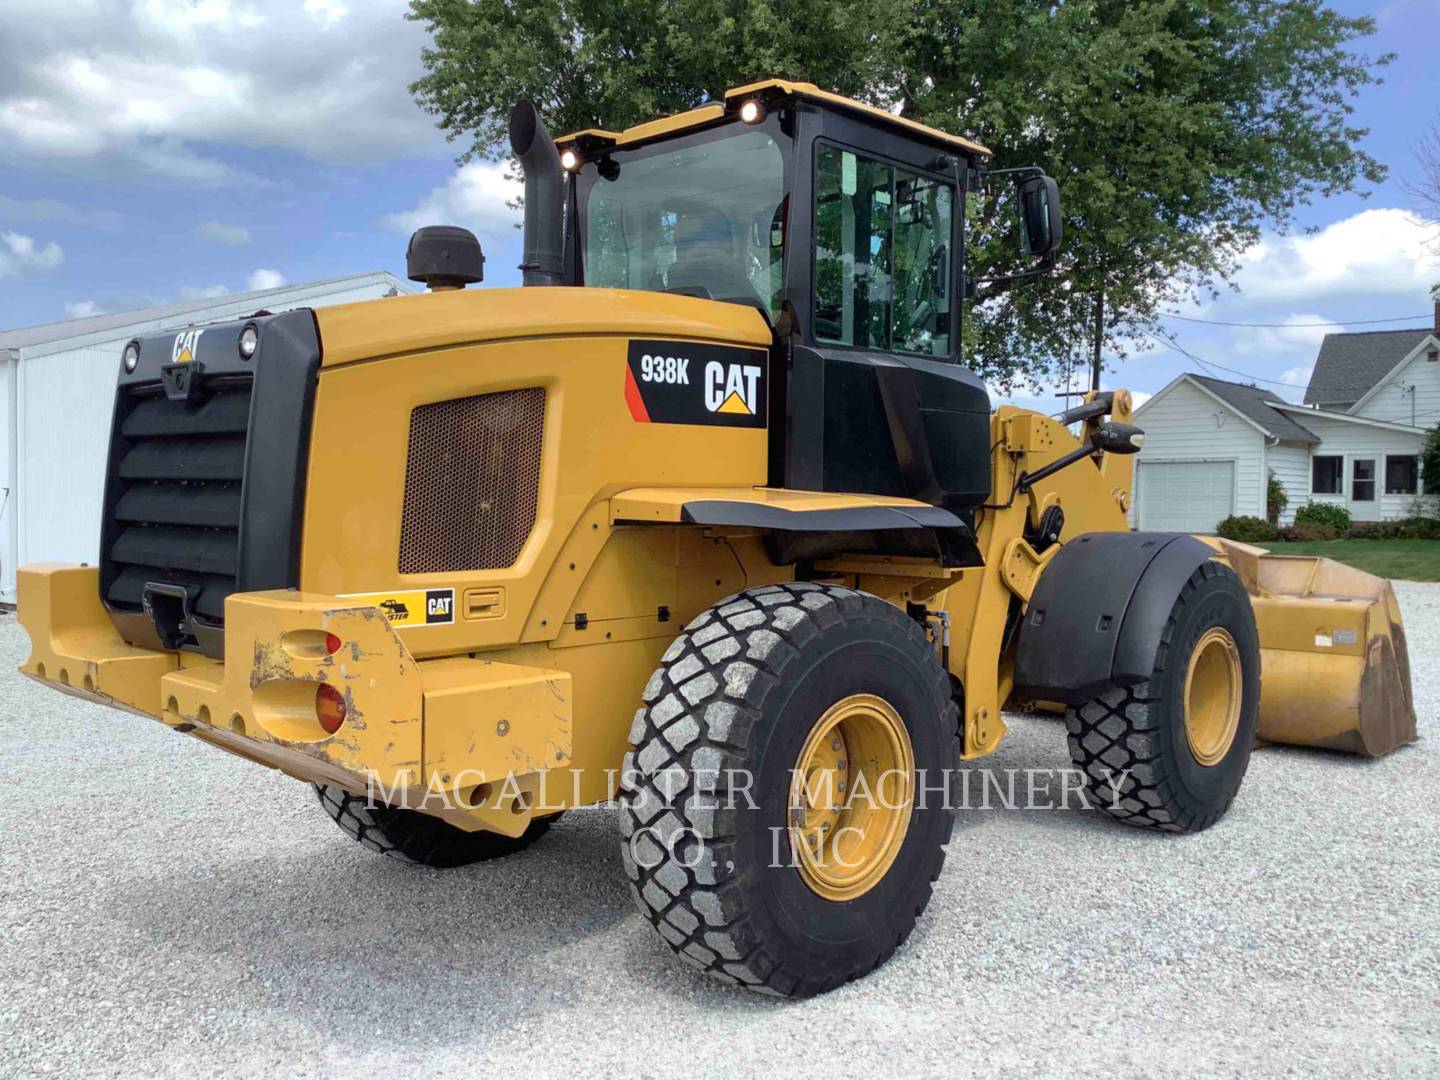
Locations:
1066;560;1260;833
618;583;959;998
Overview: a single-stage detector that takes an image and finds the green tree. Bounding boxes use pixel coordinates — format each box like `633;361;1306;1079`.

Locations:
406;0;895;156
408;0;1388;389
1421;424;1440;512
1267;470;1288;525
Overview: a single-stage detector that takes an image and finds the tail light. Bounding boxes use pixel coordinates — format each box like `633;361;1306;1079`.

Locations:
316;683;346;734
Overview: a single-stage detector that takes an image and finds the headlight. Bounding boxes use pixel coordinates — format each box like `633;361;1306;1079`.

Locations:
560;148;579;171
122;341;140;373
739;99;765;124
238;324;259;360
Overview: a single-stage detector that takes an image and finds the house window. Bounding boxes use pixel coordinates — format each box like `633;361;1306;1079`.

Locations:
1352;458;1376;502
1385;455;1418;495
1312;455;1343;494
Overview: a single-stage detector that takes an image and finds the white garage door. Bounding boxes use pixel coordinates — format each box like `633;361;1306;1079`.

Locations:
1137;461;1235;533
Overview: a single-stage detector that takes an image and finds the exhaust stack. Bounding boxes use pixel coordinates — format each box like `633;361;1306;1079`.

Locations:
508;100;566;286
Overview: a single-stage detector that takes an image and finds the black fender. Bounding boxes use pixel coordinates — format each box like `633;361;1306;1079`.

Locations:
1012;532;1217;704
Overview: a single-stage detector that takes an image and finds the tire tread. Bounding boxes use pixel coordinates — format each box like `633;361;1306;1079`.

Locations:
619;582;959;997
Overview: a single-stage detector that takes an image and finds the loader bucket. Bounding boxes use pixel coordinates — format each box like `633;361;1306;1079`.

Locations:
1206;539;1417;757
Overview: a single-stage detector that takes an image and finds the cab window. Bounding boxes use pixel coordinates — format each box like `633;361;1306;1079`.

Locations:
582;128;786;314
814;143;953;356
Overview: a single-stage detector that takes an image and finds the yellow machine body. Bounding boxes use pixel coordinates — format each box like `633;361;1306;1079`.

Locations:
15;90;1416;840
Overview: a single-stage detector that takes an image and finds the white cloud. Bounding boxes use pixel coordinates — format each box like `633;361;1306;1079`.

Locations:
0;0;441;186
195;221;252;245
1226;312;1333;363
246;268;286;290
1281;364;1314;388
304;0;350;28
1233;209;1440;302
386;161;522;241
179;283;229;300
0;230;64;278
1129;390;1153;410
64;300;103;318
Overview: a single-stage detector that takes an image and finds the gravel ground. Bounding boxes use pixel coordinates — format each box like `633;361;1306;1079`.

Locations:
2;585;1438;1077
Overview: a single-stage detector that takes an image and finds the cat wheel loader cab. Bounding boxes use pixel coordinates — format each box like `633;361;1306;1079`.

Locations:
17;79;1416;999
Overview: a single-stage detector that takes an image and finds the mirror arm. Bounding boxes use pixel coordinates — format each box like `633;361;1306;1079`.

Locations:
971;255;1057;301
983;165;1045;187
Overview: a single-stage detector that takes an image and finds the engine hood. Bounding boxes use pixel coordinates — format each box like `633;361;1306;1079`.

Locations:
313;286;774;369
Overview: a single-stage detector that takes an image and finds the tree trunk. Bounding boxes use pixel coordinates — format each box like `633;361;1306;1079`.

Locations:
1090;288;1105;392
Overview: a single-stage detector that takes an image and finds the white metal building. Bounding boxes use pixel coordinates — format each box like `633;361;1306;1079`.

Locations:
0;272;410;602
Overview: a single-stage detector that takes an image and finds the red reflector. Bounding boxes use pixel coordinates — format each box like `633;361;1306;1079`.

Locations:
324;633;342;656
316;683;346;734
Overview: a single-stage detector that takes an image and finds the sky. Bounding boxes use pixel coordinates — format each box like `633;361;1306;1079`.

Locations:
1;0;1438;420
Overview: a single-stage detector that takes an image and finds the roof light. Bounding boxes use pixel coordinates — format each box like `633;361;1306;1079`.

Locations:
560;148;580;171
238;324;259;360
739;99;765;125
122;341;140;373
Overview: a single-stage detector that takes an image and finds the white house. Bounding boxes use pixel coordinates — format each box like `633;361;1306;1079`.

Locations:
0;272;411;602
1131;303;1440;532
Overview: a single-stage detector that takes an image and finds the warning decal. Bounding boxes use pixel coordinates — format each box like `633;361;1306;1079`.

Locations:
340;588;455;627
624;340;767;428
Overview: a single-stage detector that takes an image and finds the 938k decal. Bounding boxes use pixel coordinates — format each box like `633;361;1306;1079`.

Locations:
624;340;768;428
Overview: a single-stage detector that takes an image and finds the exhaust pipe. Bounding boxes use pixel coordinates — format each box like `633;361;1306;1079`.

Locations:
508;100;566;287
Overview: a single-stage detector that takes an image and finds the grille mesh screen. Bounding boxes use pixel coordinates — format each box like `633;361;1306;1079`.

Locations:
398;388;545;573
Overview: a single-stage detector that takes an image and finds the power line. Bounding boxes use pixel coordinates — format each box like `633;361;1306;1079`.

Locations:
1145;328;1439;427
1144;330;1299;387
1164;313;1433;328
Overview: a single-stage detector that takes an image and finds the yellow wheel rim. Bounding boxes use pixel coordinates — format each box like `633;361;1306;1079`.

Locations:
789;693;914;902
1184;627;1243;766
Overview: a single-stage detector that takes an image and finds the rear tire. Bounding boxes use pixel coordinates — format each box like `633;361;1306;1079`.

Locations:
313;784;555;867
1066;560;1260;833
618;582;959;998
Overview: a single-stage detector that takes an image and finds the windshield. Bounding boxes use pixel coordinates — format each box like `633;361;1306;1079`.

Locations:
579;126;788;315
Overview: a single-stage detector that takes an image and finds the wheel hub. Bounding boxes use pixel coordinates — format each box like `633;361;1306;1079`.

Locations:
1184;627;1242;766
789;693;914;901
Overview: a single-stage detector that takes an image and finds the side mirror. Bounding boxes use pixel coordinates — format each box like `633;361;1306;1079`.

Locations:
1091;422;1144;455
1017;175;1063;257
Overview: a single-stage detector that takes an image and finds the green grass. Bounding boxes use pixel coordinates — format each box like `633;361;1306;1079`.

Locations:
1265;538;1440;581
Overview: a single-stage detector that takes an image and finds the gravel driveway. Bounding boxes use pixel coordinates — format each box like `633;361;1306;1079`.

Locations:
3;585;1437;1077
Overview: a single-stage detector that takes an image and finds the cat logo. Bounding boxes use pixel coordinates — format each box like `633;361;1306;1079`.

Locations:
171;328;204;365
624;340;767;428
340;588;456;627
704;361;763;416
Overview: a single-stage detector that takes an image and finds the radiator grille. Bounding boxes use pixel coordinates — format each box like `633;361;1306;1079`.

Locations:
399;388;545;573
102;379;251;623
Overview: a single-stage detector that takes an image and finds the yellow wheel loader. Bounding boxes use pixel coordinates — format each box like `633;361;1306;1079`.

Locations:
18;80;1415;997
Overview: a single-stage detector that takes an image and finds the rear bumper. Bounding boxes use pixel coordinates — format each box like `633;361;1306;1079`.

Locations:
16;565;572;834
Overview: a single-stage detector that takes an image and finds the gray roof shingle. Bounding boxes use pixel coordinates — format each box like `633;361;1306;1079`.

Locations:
1303;328;1434;406
1189;375;1320;443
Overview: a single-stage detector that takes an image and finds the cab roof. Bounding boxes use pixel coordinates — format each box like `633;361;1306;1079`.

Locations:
557;78;991;158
